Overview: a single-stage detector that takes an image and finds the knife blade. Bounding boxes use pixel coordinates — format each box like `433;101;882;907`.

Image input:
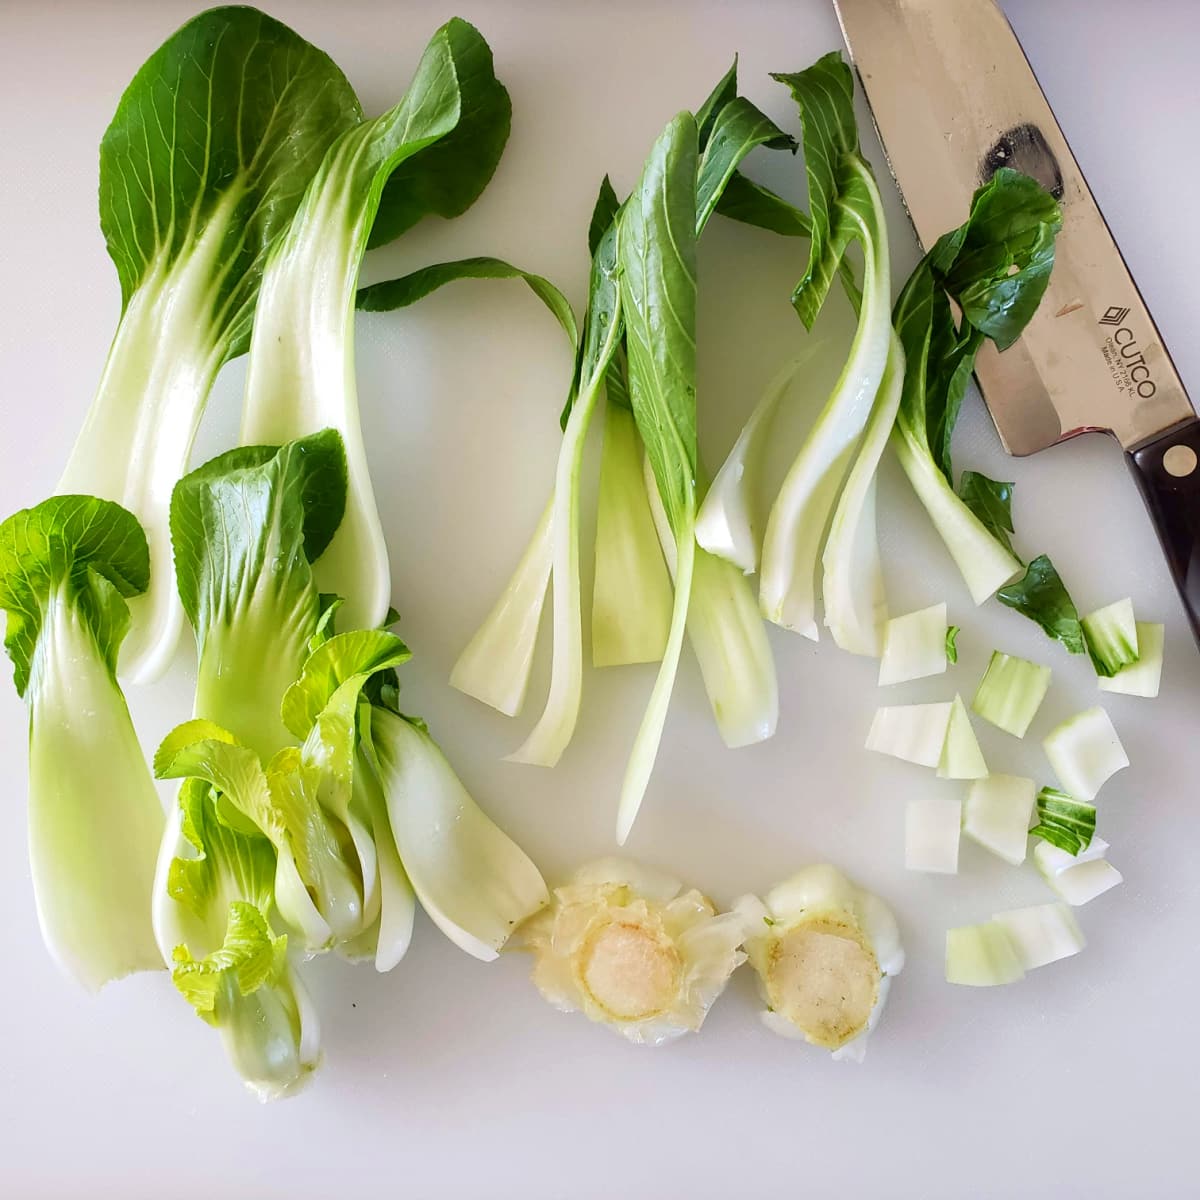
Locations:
835;0;1200;643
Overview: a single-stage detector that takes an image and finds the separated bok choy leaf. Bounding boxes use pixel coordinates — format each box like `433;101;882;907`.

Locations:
732;53;893;642
0;497;164;991
60;6;362;682
892;168;1085;655
241;18;511;634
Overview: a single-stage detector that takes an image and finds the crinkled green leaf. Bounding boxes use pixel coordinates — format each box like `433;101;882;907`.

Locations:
997;555;1086;655
957;472;1017;555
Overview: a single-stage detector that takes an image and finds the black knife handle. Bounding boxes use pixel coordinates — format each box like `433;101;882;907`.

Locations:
1127;417;1200;646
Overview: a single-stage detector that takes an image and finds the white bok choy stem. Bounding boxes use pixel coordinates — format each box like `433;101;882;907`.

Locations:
366;708;549;959
58;8;362;682
694;349;819;574
240;19;511;633
821;330;905;655
644;456;779;749
759;158;891;634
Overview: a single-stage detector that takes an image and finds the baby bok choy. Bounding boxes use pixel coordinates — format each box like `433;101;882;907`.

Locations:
0;497;164;991
240;18;511;635
59;6;361;682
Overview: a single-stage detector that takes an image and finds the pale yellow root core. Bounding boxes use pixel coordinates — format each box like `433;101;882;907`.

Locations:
578;920;682;1021
767;918;880;1049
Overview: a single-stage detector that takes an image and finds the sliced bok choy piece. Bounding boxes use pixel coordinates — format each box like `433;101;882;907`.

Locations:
945;922;1025;987
821;332;906;655
1098;621;1163;698
241;18;511;634
614;113;701;843
520;858;745;1044
963;774;1035;865
153;778;320;1099
946;625;961;663
58;7;361;682
1043;707;1128;802
904;796;961;874
1030;787;1097;857
593;396;673;667
736;865;904;1061
1081;598;1139;677
892;170;1061;606
449;498;553;716
995;554;1086;655
757;54;893;635
694;351;815;574
993;903;1085;970
938;695;987;780
643;457;779;749
971;650;1051;738
356;258;579;708
0;496;164;991
364;704;548;960
866;702;953;768
1034;838;1123;906
877;602;951;686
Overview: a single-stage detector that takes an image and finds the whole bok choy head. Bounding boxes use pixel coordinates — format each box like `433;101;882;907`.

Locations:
239;17;512;636
0;496;164;991
58;6;362;683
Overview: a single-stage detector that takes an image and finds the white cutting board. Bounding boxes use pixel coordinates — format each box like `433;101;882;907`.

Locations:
1;2;1198;1196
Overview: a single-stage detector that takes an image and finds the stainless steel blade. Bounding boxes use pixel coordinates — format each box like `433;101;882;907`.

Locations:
834;0;1195;454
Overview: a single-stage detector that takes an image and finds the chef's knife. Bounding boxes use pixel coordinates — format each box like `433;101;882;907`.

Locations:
834;0;1200;645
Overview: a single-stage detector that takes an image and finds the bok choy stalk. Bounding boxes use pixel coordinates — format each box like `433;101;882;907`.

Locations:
0;497;164;991
373;64;790;766
151;775;320;1100
750;54;893;638
240;18;511;634
59;7;361;682
891;167;1086;656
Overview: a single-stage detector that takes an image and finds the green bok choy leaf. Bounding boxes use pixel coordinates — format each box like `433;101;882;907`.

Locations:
59;6;361;682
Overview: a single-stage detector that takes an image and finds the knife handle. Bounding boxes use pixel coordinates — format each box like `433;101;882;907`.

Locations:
1127;417;1200;645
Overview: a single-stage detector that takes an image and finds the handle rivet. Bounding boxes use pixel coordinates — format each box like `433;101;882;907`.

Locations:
1163;445;1198;477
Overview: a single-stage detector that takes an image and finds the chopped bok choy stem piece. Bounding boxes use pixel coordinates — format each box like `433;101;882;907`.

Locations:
593;403;673;666
822;332;906;655
938;695;987;780
57;7;362;683
450;498;553;716
1099;621;1163;698
520;858;745;1044
963;774;1035;865
878;602;950;686
737;865;904;1061
905;797;961;874
1081;598;1139;677
1043;707;1128;801
0;496;165;991
971;650;1051;738
866;702;953;768
892;170;1061;606
758;56;892;635
945;922;1024;987
1034;838;1123;906
644;457;779;749
1031;787;1096;856
946;625;960;663
993;903;1085;970
241;19;511;633
694;351;815;573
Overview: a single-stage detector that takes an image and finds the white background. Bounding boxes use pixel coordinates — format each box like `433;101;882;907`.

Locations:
2;1;1199;1196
